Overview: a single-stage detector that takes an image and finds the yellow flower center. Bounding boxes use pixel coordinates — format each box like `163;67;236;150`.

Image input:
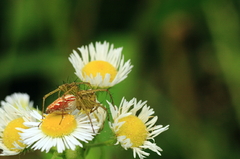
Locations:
3;117;27;151
41;114;77;137
117;115;148;147
82;60;117;82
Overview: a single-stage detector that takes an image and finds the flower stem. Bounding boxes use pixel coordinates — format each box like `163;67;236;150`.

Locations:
50;147;86;159
86;139;115;148
51;151;63;159
64;147;85;159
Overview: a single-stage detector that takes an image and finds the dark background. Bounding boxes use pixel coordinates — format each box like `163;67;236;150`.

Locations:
1;0;240;159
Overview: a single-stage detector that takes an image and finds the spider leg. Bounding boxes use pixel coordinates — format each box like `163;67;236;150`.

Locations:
91;89;114;121
63;85;78;96
58;109;65;125
86;112;96;133
76;96;96;133
90;103;110;121
90;89;114;106
42;88;61;115
74;82;93;89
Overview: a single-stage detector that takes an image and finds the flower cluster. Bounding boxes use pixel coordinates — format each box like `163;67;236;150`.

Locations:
0;41;169;159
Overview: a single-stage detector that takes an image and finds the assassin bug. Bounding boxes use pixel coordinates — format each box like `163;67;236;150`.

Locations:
42;82;113;132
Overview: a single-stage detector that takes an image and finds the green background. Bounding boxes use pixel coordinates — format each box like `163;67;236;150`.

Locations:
1;0;240;159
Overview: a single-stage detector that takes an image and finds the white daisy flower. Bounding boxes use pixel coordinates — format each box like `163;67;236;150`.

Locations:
92;106;107;131
1;92;34;109
19;109;100;153
45;94;106;132
0;93;34;156
108;97;169;159
69;41;133;88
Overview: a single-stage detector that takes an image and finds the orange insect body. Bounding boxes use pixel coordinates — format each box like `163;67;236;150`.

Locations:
46;94;76;114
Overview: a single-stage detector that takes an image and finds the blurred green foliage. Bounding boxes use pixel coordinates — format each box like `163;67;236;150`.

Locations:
1;0;240;159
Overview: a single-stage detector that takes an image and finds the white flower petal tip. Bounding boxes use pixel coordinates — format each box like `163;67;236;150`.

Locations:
19;110;101;153
109;97;169;159
69;41;133;88
0;93;34;156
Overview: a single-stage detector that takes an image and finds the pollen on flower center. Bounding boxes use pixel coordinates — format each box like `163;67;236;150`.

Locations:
3;117;27;151
117;115;148;147
82;60;117;82
41;114;77;137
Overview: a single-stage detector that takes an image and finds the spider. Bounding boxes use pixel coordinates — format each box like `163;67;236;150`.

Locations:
42;82;113;132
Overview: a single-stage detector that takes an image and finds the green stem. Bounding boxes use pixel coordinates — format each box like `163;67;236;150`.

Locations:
49;139;115;159
51;151;63;159
64;147;85;159
86;139;115;148
49;147;85;159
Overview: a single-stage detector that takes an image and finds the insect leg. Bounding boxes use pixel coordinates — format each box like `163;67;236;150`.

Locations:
91;89;114;106
42;88;61;115
86;112;96;133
